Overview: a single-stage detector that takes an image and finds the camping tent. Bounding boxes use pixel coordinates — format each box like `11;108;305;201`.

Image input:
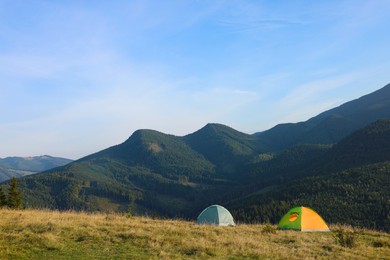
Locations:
278;206;330;232
196;205;235;226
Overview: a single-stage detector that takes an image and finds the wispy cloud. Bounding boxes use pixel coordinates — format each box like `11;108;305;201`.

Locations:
210;88;257;96
277;73;359;109
277;98;343;125
219;19;305;33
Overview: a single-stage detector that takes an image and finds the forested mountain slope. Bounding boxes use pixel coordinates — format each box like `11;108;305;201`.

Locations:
228;120;390;231
11;128;235;216
255;83;390;151
184;123;265;177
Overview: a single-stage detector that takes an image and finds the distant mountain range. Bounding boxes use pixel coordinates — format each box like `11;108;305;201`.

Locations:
1;83;389;231
0;156;72;182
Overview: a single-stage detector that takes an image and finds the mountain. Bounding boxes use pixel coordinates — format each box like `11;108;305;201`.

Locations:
255;83;390;151
1;84;389;231
227;119;390;231
184;123;265;177
12;129;228;216
0;155;73;172
0;163;20;181
0;155;73;182
84;129;215;180
8;124;266;215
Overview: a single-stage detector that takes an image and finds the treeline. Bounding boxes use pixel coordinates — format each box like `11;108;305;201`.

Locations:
0;177;22;209
230;162;390;232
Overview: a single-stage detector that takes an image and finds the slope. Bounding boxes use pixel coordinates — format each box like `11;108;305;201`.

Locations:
0;163;23;182
228;120;390;231
184;123;264;177
12;129;222;217
0;155;73;172
1;209;389;259
256;83;390;151
0;155;72;182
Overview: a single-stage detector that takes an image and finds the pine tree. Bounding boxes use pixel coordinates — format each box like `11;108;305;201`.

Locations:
0;187;7;207
7;177;22;209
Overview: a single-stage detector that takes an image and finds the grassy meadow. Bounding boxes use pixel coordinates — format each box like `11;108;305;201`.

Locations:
0;209;389;259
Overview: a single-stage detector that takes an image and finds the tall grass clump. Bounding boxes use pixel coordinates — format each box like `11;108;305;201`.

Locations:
261;223;277;234
333;227;357;248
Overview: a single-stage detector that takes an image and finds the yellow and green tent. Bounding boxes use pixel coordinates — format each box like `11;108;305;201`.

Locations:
278;206;330;232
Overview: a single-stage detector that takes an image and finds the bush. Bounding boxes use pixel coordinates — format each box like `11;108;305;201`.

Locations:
333;228;357;248
372;240;389;248
262;224;276;234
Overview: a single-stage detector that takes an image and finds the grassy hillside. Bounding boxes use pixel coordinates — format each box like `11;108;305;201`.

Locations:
0;209;389;259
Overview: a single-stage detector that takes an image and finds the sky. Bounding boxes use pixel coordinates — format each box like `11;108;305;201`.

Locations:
1;0;390;159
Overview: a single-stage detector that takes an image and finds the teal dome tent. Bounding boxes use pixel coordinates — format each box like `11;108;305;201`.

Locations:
196;205;235;226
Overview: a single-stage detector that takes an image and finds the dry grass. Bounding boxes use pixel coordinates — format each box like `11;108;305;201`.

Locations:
0;209;389;259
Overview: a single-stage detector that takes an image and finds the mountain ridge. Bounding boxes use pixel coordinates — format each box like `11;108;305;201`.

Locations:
255;83;390;151
0;155;73;182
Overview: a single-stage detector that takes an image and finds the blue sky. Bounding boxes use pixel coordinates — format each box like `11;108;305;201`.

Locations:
1;0;390;159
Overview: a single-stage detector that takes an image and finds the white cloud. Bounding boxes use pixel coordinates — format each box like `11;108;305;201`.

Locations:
277;98;343;124
209;87;257;96
277;73;359;109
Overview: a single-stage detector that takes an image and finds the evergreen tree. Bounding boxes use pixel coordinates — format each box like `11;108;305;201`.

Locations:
8;177;22;209
0;187;7;207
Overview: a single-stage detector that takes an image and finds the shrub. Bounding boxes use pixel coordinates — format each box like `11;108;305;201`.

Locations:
372;240;389;248
262;224;277;234
333;228;357;248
